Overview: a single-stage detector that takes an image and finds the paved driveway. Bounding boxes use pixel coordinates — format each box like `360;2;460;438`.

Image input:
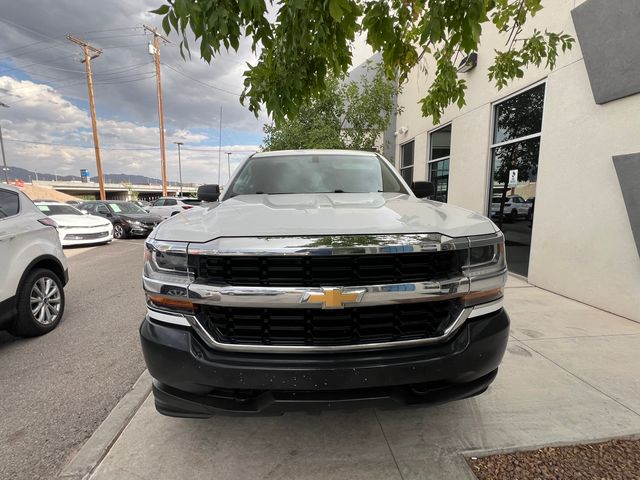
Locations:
83;277;640;480
0;240;147;480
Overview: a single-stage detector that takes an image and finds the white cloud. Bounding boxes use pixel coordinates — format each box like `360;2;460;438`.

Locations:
0;76;258;183
0;0;268;182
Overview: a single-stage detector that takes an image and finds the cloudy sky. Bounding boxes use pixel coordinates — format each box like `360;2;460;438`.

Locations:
0;0;274;185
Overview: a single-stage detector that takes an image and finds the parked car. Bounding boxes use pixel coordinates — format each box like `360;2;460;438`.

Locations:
133;199;150;209
140;150;509;417
0;185;68;336
35;201;113;247
78;200;161;239
146;196;202;219
490;195;532;220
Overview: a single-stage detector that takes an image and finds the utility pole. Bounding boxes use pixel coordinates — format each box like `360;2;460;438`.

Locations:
67;35;106;200
144;25;170;196
174;141;183;195
225;152;232;182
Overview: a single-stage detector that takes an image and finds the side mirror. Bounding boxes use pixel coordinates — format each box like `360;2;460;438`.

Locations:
412;181;435;199
198;184;220;202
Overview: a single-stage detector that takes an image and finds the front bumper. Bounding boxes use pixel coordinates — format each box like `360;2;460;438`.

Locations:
127;224;156;236
140;308;509;417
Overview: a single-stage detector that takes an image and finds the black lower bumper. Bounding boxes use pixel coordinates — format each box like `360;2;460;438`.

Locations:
140;309;509;417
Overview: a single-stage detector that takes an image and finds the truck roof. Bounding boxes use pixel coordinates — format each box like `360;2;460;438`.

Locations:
252;149;379;158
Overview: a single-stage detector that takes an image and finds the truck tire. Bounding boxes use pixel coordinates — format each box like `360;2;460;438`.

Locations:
10;268;66;337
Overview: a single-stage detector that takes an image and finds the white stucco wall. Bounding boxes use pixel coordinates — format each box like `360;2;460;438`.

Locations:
393;0;640;321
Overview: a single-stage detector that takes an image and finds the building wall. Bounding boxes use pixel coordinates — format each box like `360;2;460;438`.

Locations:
394;0;640;321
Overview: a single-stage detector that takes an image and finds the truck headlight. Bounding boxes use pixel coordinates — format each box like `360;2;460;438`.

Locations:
143;239;194;312
463;232;507;305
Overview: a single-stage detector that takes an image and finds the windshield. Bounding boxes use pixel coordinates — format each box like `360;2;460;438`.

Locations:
108;202;147;214
38;204;82;216
227;154;408;197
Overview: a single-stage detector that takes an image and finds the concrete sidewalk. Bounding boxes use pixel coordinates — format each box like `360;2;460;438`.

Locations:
85;276;640;480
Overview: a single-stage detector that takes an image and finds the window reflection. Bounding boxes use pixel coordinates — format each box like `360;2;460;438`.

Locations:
429;124;451;203
489;84;545;277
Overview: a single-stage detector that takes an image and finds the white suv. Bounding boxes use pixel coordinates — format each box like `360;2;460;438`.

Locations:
146;197;202;219
0;185;68;337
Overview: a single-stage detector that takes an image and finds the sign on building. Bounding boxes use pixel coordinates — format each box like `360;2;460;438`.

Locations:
508;169;518;187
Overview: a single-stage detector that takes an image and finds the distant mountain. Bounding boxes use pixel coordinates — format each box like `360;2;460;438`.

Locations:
4;167;168;185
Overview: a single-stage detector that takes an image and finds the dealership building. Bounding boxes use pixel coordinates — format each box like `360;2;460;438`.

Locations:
392;0;640;322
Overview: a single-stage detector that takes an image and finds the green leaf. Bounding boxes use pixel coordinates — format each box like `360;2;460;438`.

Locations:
150;4;170;15
329;0;343;20
161;14;170;35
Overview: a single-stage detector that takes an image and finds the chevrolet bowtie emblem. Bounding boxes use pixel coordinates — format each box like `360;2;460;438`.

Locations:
301;288;366;309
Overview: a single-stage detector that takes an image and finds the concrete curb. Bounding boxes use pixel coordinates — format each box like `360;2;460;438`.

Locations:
58;369;152;480
460;431;640;459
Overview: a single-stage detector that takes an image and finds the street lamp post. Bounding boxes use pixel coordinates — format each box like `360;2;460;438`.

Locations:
174;141;184;195
0;101;9;184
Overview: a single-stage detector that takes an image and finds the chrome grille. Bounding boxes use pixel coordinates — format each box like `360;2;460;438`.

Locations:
191;251;463;287
198;300;462;347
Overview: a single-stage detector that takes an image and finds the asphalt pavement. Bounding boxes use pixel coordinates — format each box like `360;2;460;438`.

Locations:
0;239;148;480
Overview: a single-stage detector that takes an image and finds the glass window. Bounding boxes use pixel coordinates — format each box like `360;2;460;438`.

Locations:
154;199;164;206
0;189;19;219
38;204;82;215
108;202;147;214
400;141;414;184
164;199;177;206
96;204;110;214
428;124;451;202
493;83;545;144
228;154;407;197
489;83;545;278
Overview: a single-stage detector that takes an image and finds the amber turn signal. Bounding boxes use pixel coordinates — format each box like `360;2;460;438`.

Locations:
146;294;195;313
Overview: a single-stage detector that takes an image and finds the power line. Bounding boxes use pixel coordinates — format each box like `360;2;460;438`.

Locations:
0;53;82;75
0;71;155;102
163;63;242;97
0;16;69;55
76;26;142;35
6;138;159;150
6;138;258;153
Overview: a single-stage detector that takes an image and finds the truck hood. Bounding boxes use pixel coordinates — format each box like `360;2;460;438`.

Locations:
152;193;497;243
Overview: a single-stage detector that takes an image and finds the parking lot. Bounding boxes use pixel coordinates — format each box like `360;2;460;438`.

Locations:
0;240;147;480
2;238;637;480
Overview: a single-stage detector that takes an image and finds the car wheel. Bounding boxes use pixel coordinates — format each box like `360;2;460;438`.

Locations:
509;209;518;221
10;269;65;337
113;223;126;239
527;207;533;221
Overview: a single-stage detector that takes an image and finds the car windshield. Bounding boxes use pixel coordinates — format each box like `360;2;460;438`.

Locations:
227;154;407;197
108;202;147;214
181;198;201;205
38;204;82;215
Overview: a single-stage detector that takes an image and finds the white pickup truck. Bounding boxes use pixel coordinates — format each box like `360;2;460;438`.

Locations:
140;150;509;417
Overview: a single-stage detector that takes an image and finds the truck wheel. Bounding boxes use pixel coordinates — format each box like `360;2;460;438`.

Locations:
113;224;126;239
10;269;65;337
